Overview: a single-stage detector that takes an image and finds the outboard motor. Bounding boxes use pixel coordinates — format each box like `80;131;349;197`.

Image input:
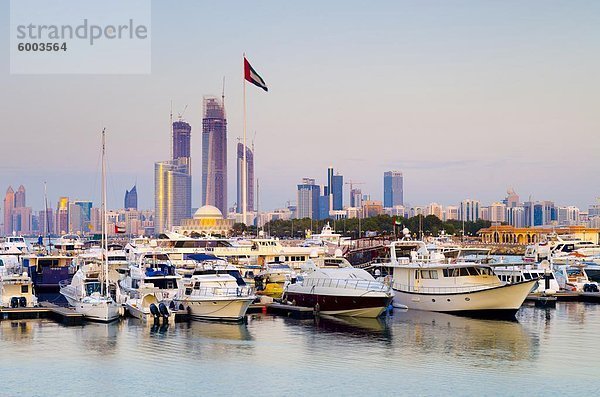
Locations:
149;303;160;318
158;302;169;318
11;297;19;308
19;297;27;308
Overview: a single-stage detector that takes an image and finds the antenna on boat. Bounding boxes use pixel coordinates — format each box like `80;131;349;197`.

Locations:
101;128;109;297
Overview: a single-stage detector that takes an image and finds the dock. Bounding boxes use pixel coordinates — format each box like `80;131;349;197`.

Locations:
1;302;84;326
526;291;600;304
266;303;315;319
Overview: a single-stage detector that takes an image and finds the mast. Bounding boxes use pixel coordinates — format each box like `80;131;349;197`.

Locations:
44;182;51;249
242;54;248;227
101;128;109;296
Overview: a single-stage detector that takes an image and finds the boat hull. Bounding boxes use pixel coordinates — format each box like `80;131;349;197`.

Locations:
285;291;392;318
175;297;253;322
392;280;537;318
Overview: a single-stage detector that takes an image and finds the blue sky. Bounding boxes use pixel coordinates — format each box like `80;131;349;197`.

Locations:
1;0;599;211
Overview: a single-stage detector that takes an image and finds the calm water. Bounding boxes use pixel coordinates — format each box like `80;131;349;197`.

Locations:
2;303;600;397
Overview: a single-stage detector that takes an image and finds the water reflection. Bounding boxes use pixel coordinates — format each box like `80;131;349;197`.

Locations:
73;321;120;355
392;310;538;364
0;319;35;342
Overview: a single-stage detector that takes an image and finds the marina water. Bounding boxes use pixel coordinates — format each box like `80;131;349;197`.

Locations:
2;302;599;396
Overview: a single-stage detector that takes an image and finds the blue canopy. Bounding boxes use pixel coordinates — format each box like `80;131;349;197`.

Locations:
186;253;222;262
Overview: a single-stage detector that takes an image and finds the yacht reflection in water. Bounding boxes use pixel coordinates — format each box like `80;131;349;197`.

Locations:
185;320;253;342
0;320;35;342
73;321;120;355
282;314;393;341
393;310;538;363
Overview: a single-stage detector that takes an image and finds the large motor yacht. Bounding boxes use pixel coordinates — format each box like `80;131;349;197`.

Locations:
284;260;393;318
172;273;255;322
0;234;29;254
372;235;536;319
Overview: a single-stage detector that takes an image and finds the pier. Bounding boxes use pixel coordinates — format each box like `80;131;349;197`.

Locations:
1;302;84;326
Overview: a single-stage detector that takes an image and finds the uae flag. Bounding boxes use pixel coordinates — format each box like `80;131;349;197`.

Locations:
244;57;268;92
115;225;126;234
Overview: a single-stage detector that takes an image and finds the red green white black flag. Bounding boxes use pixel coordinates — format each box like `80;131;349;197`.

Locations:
244;57;268;92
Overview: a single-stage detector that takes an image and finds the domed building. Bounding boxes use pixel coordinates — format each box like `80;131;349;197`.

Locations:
172;205;234;237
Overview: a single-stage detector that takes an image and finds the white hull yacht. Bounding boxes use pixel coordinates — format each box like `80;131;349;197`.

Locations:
60;263;121;322
173;274;255;322
373;235;535;319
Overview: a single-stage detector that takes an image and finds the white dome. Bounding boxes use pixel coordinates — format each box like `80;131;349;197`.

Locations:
193;205;223;219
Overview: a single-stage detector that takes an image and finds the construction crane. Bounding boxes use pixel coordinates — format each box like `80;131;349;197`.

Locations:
344;180;365;192
177;104;188;121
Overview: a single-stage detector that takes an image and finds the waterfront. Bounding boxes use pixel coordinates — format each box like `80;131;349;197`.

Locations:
2;303;599;396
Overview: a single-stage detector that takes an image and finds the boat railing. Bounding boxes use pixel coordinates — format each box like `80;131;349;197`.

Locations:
301;278;390;292
393;282;506;294
186;286;254;298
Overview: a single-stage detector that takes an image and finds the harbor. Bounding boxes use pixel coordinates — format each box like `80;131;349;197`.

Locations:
2;301;600;396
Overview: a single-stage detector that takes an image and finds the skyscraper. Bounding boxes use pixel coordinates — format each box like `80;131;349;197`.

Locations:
350;188;362;208
3;186;15;235
459;199;480;222
236;142;254;213
56;197;69;235
15;185;26;208
74;201;93;233
332;174;343;210
384;171;403;208
154;159;192;234
202;96;227;215
296;178;320;219
124;185;138;210
172;120;192;167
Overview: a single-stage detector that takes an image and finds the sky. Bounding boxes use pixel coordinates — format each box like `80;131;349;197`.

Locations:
1;0;599;212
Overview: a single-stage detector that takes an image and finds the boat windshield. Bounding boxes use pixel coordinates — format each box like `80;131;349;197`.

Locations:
443;267;493;277
85;281;102;295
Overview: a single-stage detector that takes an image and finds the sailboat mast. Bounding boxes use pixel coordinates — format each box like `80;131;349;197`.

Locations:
44;181;51;249
101;128;109;296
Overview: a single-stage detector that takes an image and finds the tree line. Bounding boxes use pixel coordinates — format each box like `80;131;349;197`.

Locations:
232;215;492;239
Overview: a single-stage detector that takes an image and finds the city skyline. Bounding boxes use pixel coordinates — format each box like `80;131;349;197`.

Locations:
1;1;599;211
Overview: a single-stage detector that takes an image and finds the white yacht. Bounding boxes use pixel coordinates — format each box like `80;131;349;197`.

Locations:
492;262;559;294
284;260;393;318
0;234;29;254
53;234;85;254
172;274;255;321
554;264;599;292
59;129;121;323
59;262;121;322
305;222;354;248
0;256;37;308
373;235;536;318
120;255;175;323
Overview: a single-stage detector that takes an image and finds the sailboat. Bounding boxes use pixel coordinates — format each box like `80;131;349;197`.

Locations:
60;129;120;322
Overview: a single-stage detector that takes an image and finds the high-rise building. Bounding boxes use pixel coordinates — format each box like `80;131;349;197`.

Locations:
350;188;362;208
55;197;69;235
154;159;192;234
11;207;32;234
506;206;525;227
296;178;320;219
73;201;93;233
426;203;443;219
202;96;227;215
124;185;138;210
503;188;520;208
445;206;459;221
332;174;343;211
363;200;384;218
3;186;15;235
172;120;192;167
489;202;506;223
383;171;403;208
38;208;54;236
236;142;254;213
459;199;480;222
15;185;26;208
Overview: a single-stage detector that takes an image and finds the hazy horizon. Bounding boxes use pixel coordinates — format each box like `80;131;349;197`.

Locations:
2;0;599;212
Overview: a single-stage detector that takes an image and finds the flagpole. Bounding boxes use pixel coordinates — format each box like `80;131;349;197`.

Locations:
242;53;248;226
